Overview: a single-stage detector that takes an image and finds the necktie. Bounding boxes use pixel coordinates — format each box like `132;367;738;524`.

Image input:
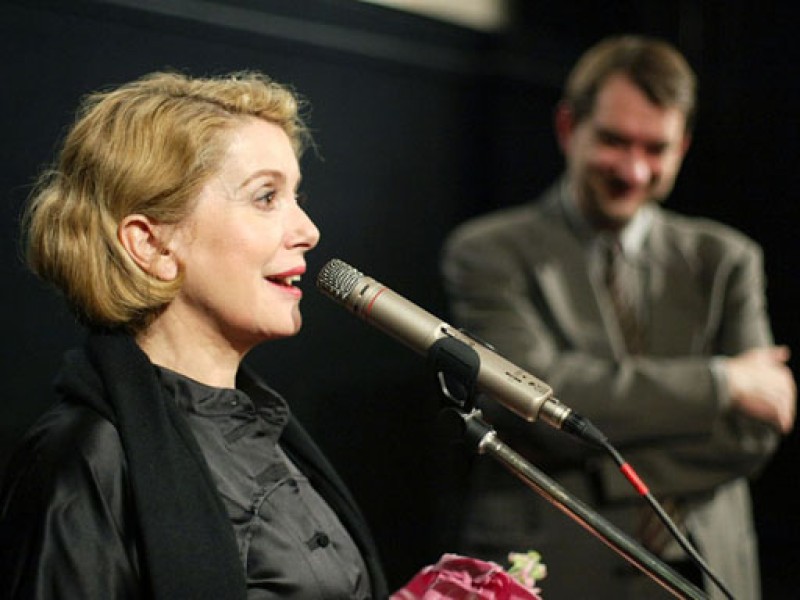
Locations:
604;239;685;555
636;498;687;558
604;239;644;354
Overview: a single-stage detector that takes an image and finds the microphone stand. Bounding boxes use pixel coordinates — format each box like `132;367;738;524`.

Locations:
429;337;707;600
453;409;706;600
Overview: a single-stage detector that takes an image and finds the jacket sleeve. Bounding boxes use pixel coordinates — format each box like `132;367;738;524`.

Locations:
0;405;142;599
441;219;780;499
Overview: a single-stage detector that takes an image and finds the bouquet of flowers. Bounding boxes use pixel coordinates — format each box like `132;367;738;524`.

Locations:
391;551;547;600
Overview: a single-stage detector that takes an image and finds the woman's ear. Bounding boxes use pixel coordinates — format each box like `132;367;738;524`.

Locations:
118;214;179;281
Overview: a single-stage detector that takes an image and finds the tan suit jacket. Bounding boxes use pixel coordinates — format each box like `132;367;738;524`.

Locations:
442;183;779;599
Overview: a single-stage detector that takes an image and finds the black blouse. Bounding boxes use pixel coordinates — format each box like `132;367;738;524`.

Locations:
0;334;383;599
156;367;372;599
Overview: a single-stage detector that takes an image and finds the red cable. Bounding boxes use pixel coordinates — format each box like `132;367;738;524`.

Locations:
620;462;649;496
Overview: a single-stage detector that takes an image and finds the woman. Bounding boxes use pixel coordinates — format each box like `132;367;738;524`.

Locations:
0;71;387;599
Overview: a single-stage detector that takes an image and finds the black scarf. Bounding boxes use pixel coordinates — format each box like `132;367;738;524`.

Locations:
58;332;247;599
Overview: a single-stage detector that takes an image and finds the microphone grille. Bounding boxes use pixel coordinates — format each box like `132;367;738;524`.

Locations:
316;259;363;301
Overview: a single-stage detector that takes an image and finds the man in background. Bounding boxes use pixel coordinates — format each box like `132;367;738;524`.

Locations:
441;35;795;599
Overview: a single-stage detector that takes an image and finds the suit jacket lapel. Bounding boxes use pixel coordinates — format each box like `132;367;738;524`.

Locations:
645;211;710;355
535;191;620;358
534;196;712;357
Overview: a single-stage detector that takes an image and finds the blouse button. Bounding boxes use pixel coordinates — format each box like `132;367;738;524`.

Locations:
307;531;330;549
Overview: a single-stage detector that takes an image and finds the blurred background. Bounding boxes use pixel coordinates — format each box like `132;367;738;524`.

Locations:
2;0;798;595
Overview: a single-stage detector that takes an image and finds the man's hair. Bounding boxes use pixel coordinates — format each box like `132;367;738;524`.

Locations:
563;35;697;131
23;70;309;332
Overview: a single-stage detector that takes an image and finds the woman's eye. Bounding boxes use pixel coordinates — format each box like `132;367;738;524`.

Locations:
256;190;276;206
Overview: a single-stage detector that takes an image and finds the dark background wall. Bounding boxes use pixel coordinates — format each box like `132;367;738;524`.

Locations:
1;0;798;595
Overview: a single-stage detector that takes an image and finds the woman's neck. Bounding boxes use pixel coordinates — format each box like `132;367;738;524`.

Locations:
135;319;245;389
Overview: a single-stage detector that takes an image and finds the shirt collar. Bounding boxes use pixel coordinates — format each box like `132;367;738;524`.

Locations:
558;177;654;259
155;364;289;427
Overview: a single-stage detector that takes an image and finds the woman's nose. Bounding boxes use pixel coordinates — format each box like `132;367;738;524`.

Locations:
291;205;320;250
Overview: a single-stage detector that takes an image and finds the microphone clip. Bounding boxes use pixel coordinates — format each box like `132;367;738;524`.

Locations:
428;334;481;412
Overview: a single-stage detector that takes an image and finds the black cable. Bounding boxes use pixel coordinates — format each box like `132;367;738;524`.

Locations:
599;438;734;600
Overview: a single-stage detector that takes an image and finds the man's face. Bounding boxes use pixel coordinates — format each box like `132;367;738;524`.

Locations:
557;73;690;231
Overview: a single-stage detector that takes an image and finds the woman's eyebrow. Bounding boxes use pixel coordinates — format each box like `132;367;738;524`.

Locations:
238;169;284;190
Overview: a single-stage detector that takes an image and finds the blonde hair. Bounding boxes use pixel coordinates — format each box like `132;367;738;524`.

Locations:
23;70;309;332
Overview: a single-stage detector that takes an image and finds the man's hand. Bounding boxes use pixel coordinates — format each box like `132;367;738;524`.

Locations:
724;346;797;434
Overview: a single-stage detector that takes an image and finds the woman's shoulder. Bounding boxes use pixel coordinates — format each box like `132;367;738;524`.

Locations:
1;400;128;508
0;402;142;597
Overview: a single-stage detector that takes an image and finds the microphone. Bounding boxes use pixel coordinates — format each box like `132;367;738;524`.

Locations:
316;259;603;441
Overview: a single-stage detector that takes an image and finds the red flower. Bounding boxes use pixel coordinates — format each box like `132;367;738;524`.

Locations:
391;553;543;600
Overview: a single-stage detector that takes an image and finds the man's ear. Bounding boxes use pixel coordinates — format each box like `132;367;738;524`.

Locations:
118;214;179;281
680;131;693;158
553;102;576;154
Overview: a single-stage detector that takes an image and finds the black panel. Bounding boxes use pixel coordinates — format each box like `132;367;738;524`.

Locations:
1;0;797;592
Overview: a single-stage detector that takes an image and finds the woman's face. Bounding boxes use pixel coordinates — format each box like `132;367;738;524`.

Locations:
168;117;319;352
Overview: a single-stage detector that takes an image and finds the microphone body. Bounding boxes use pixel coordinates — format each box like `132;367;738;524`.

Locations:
317;259;572;430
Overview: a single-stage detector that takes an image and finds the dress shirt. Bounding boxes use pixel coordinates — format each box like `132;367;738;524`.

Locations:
558;180;654;330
